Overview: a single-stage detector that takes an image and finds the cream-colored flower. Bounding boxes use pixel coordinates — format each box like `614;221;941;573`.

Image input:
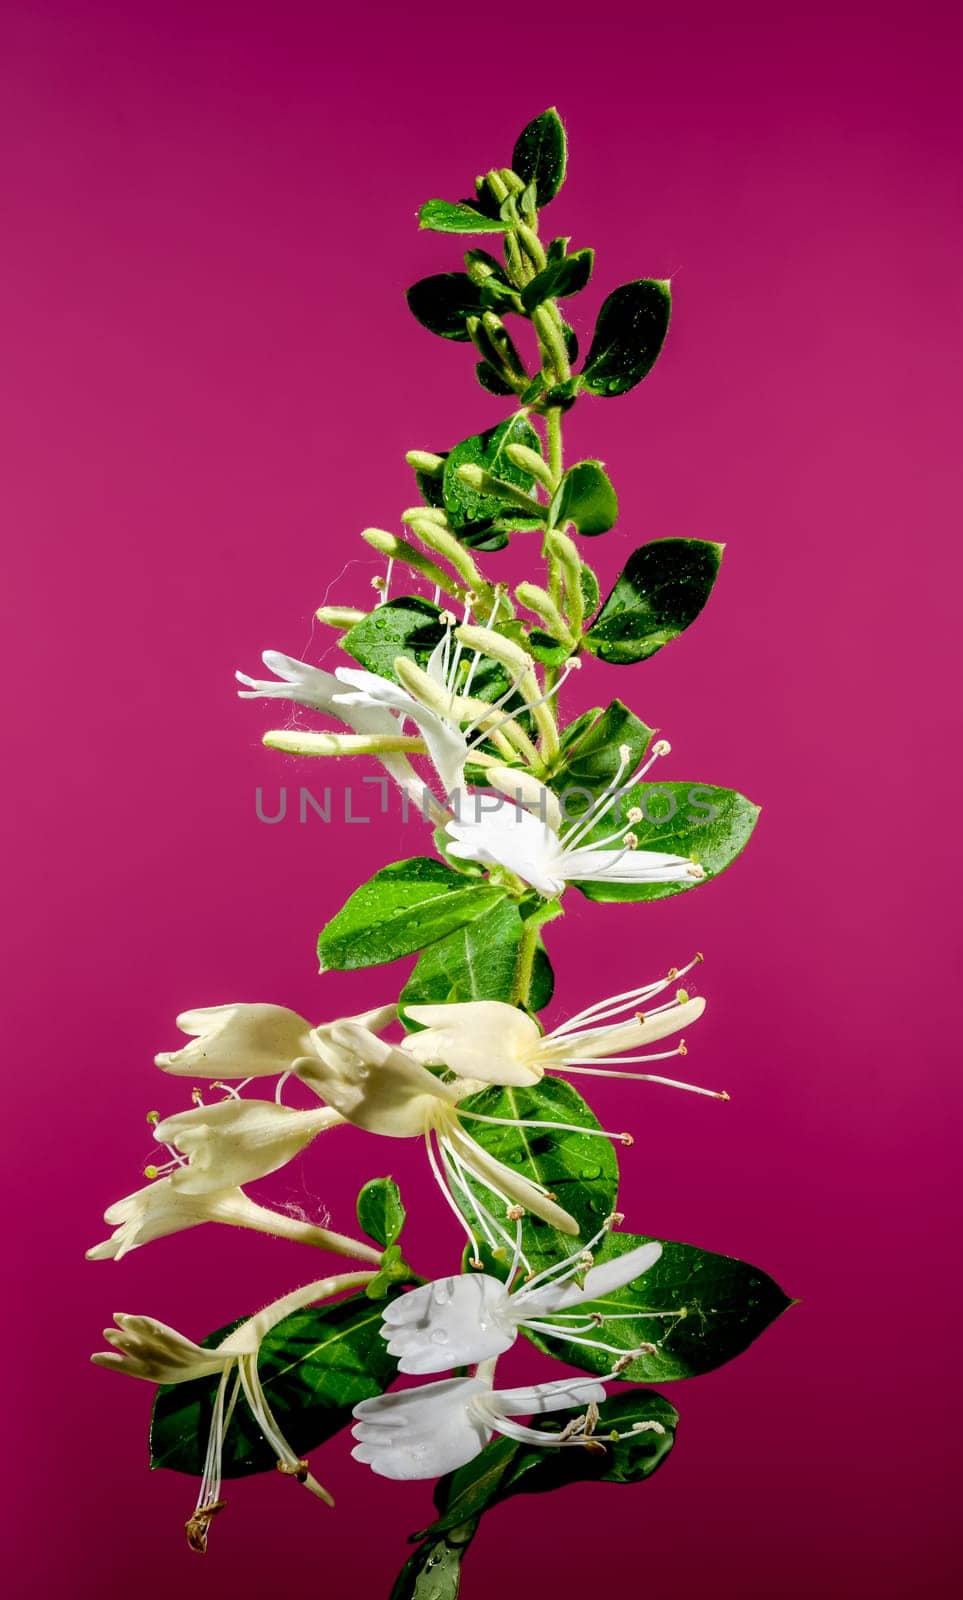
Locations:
86;1174;380;1264
93;1273;373;1549
298;1020;631;1264
151;1097;343;1193
155;1001;397;1079
403;955;724;1098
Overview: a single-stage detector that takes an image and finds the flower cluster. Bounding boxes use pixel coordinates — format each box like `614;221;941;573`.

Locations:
88;108;781;1590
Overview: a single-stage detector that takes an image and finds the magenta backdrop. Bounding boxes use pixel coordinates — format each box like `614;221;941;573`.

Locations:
3;1;961;1595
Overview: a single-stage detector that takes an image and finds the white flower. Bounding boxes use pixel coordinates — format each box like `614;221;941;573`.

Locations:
86;1174;380;1264
93;1273;372;1548
298;1020;632;1262
331;663;470;801
150;1097;343;1193
155;1001;397;1079
403;955;724;1098
351;1369;661;1481
380;1220;664;1374
444;741;705;897
237;650;441;817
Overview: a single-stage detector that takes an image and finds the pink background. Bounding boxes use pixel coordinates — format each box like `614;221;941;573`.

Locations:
3;1;961;1594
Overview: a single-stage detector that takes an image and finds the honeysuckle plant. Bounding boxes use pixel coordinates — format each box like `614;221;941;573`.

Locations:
89;110;791;1595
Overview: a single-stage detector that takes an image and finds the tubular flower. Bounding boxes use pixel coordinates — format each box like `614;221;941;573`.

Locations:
237;650;442;818
155;1001;398;1080
351;1369;662;1482
380;1219;666;1374
298;1021;634;1262
85;1174;380;1265
93;1273;373;1549
403;955;725;1098
149;1097;343;1194
444;741;705;898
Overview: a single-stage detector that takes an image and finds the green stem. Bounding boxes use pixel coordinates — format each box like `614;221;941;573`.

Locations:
510;918;541;1007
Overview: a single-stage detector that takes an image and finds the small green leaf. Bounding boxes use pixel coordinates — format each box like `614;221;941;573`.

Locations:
391;1527;477;1600
521;1232;794;1382
579;562;600;615
584;538;723;663
406;274;487;341
527;630;570;667
342;596;507;703
318;859;507;971
365;1243;419;1300
475;360;517;397
581;279;671;397
150;1295;396;1478
512;108;567;206
572;780;760;902
419;199;506;234
357;1177;406;1249
520;248;594;313
421;1389;678;1539
549;700;654;796
454;1079;619;1277
442;416;542;543
550;460;618;536
400;897;554;1012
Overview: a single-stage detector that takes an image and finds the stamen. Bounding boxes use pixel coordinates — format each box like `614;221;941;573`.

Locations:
559;737;672;851
441;1136;532;1272
425;1131;483;1265
520;1320;656;1358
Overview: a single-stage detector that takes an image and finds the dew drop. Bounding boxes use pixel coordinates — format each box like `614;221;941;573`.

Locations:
430;1329;450;1346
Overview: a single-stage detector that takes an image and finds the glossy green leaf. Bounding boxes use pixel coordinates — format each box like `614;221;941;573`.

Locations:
406;274;487;341
391;1526;476;1600
512;108;567;206
342;596;507;703
581;279;671;396
419;199;506;234
318;860;507;971
549;700;654;798
550;459;618;536
475;360;516;397
365;1243;420;1300
573;780;760;902
400;897;554;1012
520;247;594;312
150;1295;396;1478
421;1389;678;1538
442;416;543;543
521;1231;794;1383
584;538;723;663
454;1078;619;1277
357;1177;406;1249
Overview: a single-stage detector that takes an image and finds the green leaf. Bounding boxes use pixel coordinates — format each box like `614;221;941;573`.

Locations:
419;199;506;234
521;1231;794;1382
391;1526;477;1600
573;780;760;902
512;108;567;206
422;1389;678;1539
400;897;554;1012
584;538;723;663
581;279;671;397
520;247;594;312
549;700;654;797
406;274;486;341
579;561;600;616
341;596;507;703
474;360;516;397
318;859;507;971
150;1294;396;1478
454;1078;619;1277
550;459;618;536
442;416;543;543
357;1177;406;1248
365;1243;419;1300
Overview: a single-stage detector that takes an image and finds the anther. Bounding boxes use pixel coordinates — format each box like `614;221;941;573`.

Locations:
185;1501;226;1554
146;1110;159;1125
626;806;643;824
623;832;639;849
371;575;386;592
143;1164;159;1180
678;1042;688;1056
676;988;689;1003
191;1087;204;1105
507;1204;526;1221
439;610;456;627
469;1256;484;1270
652;739;671;757
618;743;631;763
277;1459;310;1482
619;1132;634;1146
